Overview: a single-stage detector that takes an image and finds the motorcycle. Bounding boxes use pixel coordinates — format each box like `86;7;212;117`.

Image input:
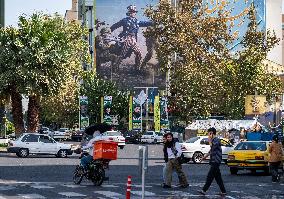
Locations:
73;151;110;186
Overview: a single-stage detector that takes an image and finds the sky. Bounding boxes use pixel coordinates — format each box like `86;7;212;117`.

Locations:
5;0;71;26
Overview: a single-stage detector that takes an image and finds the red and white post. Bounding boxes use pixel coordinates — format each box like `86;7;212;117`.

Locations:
126;175;132;199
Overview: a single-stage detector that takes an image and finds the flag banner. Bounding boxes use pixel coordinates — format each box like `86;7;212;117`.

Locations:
160;96;169;130
132;97;141;130
79;96;89;129
129;96;133;130
101;96;112;124
154;95;160;132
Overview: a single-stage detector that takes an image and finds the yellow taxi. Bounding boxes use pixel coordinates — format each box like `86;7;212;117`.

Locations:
227;141;284;175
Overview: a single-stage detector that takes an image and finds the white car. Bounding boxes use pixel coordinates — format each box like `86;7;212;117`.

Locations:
7;133;73;158
50;128;71;140
180;136;234;163
102;131;126;149
141;131;164;144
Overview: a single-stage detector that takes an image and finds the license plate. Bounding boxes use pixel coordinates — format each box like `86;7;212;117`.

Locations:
239;163;248;167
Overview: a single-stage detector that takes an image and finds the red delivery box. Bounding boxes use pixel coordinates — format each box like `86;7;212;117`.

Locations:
93;141;118;160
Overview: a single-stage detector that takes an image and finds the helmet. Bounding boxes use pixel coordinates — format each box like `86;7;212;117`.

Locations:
100;27;111;35
126;5;138;15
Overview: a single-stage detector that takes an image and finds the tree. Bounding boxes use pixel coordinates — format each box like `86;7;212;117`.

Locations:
220;7;282;118
80;73;129;125
0;13;90;133
145;0;234;121
0;27;25;134
146;1;282;121
40;77;80;128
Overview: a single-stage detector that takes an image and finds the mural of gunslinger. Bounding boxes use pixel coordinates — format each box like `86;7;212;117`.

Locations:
110;5;152;71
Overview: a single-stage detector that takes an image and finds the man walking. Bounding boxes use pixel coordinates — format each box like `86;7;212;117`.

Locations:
198;127;226;196
269;135;283;182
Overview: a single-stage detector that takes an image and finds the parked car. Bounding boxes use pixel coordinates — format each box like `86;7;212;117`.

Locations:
102;131;126;149
141;131;164;144
227;141;284;175
7;133;73;158
123;130;142;144
50;128;71;140
38;127;52;134
71;129;84;142
180;136;234;163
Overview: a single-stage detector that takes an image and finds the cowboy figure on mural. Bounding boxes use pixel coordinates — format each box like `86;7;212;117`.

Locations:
110;5;153;71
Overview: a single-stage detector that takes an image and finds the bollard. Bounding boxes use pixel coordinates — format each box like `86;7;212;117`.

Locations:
126;176;132;199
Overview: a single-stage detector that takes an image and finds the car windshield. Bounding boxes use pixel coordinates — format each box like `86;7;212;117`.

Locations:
234;142;267;151
106;131;121;136
185;137;199;143
157;132;163;136
59;129;68;132
145;132;154;135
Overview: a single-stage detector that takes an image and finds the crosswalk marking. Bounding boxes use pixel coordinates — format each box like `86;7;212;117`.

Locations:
62;184;86;188
131;191;156;196
18;194;46;199
94;191;122;199
58;192;87;197
30;185;54;189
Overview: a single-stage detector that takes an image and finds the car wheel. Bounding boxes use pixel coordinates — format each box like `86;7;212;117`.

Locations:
230;167;238;175
192;152;204;163
58;150;68;158
264;167;270;175
119;146;124;149
18;148;29;158
153;139;157;144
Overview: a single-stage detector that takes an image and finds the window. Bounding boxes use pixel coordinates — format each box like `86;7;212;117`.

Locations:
144;132;154;136
234;142;267;151
185;137;199;143
221;139;232;147
22;134;39;142
105;131;121;136
200;138;209;145
39;135;55;143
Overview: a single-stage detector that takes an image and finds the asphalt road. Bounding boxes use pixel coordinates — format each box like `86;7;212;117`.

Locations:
0;144;284;199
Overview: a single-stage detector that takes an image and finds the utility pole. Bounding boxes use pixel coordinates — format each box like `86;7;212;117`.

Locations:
0;0;4;27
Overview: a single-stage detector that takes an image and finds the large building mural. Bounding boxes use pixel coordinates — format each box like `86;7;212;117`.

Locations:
95;0;163;89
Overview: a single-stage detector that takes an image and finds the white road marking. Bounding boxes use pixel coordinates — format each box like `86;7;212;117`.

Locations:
18;194;46;199
30;185;54;189
101;184;119;188
58;192;87;197
94;191;122;199
131;191;156;196
62;184;87;188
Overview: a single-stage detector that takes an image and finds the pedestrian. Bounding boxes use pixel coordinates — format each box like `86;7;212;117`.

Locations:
163;133;188;188
198;127;227;196
269;135;283;183
162;133;168;186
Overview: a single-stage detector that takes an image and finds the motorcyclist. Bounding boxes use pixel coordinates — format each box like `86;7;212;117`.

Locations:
80;130;106;171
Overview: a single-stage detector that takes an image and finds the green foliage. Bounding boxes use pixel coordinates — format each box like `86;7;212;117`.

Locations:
146;2;283;121
80;72;129;125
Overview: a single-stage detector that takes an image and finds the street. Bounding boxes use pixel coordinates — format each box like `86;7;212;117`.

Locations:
0;144;283;199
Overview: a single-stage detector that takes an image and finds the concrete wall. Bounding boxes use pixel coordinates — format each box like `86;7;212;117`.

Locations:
266;0;282;65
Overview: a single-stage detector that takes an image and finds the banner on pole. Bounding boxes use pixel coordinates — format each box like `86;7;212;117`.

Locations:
133;97;141;130
160;96;169;130
101;96;112;124
154;96;160;132
79;96;89;129
129;96;133;130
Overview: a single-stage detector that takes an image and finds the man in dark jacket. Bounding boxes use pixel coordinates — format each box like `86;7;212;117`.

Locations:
198;127;226;196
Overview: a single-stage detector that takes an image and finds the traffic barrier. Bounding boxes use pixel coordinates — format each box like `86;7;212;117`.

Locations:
126;175;132;199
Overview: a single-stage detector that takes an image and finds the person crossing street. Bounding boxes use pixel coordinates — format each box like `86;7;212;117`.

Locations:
198;127;227;196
